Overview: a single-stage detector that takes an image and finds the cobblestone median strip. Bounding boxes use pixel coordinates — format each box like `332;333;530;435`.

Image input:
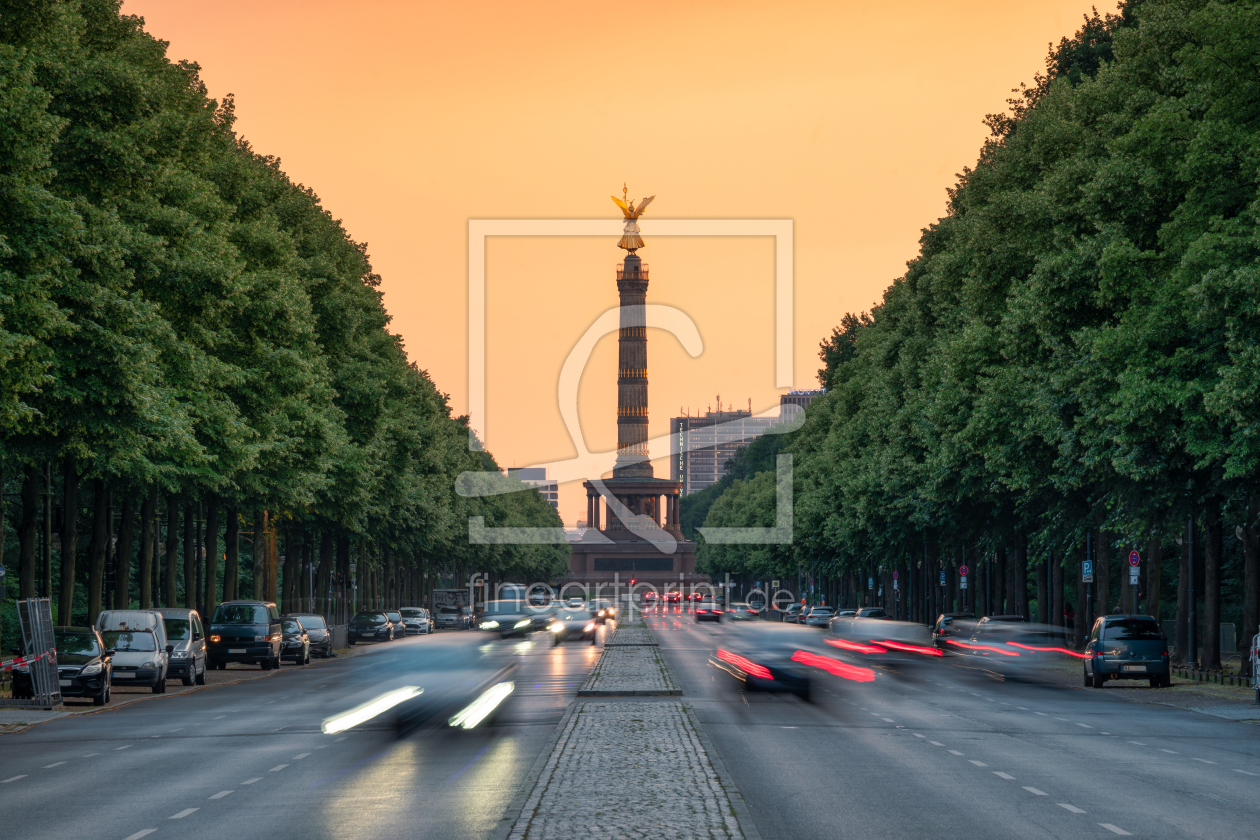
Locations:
579;624;679;696
603;625;656;647
503;701;749;840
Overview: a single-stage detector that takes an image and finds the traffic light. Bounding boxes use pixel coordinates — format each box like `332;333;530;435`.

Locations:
630;578;636;586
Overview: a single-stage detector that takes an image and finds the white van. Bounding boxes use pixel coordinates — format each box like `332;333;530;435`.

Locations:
95;610;173;693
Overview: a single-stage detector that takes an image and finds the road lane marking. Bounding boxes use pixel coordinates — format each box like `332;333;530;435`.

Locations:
270;764;288;771
1017;706;1029;710
969;760;987;767
43;762;66;768
1128;741;1146;745
882;718;895;723
242;778;262;784
114;745;132;750
1191;758;1216;764
1159;749;1178;754
994;772;1015;780
781;726;797;729
1076;723;1092;728
335;736;347;742
123;831;157;840
929;741;945;747
169;728;183;732
949;750;964;756
1023;787;1047;796
83;753;100;757
209;791;234;799
1058;804;1086;814
2;775;27;783
914;734;925;738
1055;718;1069;721
294;753;310;759
214;715;226;720
170;808;199;819
1035;712;1047;716
316;745;329;749
1233;769;1258;776
1099;824;1131;836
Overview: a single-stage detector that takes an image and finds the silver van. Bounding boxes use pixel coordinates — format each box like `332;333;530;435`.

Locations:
156;608;207;686
95;610;173;693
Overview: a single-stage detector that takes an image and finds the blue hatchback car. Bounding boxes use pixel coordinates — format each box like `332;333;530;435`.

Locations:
1084;615;1171;688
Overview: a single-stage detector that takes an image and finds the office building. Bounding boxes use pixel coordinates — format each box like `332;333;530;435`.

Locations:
508;467;558;512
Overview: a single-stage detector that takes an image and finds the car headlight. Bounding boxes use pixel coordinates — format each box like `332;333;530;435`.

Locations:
170;650;188;659
513;619;531;629
210;635;221;643
141;661;156;670
80;662;103;675
584;623;596;632
479;621;500;630
548;623;563;632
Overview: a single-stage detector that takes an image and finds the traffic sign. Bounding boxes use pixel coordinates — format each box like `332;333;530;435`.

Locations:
1082;559;1094;583
772;580;779;589
892;571;899;580
0;565;5;579
961;578;968;589
868;576;874;590
959;565;969;577
939;570;946;586
1128;550;1140;567
893;578;898;590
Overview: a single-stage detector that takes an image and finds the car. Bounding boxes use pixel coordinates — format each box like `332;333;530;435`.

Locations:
804;607;835;628
279;616;312;665
398;607;433;635
727;602;759;621
207;601;283;669
665;591;683;604
709;625;812;700
12;627;113;705
1084;615;1170;688
930;613;976;650
435;605;472;630
101;628;172;693
548;608;597;645
384;611;407;637
478;599;534;638
855;607;889;619
290;613;334;656
156;608;207;686
347;611;396;643
834;609;857;618
642;592;658;606
589;599;616;624
695;599;724;622
783;604;806;623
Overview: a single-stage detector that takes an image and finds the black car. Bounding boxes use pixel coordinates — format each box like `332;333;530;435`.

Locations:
1085;615;1171;688
290;613;333;657
709;625;812;701
207;601;283;670
279;617;311;665
348;612;396;643
477;600;533;638
695;599;723;623
12;627;113;706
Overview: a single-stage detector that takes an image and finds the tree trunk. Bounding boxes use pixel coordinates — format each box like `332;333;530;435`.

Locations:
1146;536;1163;621
284;523;301;614
18;464;39;599
138;492;156;608
183;499;196;608
1073;544;1086;649
58;457;80;623
1202;502;1223;670
1243;496;1260;681
224;506;239;603
317;530;333;617
1094;529;1110;618
1174;535;1190;665
114;496;136;610
87;480;108;625
993;546;1006;614
165;495;179;608
1052;550;1064;633
204;497;220;622
1036;549;1048;624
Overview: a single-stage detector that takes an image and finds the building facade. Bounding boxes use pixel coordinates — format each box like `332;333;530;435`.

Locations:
669;409;780;495
508;467;558;512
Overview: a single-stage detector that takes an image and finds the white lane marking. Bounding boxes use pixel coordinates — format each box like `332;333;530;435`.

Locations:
1076;723;1093;728
870;712;881;717
83;753;100;757
123;831;157;840
1023;787;1048;796
169;728;183;732
2;775;27;783
209;791;234;799
882;718;895;723
1128;741;1146;745
970;693;982;697
1159;749;1178;754
1099;824;1132;836
1233;769;1259;776
914;734;925;738
929;741;945;747
1055;717;1069;721
1017;706;1029;710
1101;732;1111;735
781;726;797;729
969;760;987;767
213;715;226;720
169;808;199;819
241;778;263;784
335;736;347;742
1191;758;1216;764
1058;804;1086;814
994;772;1015;780
315;744;328;749
1035;712;1047;716
114;745;132;750
269;764;288;772
949;750;964;756
985;698;995;701
43;762;66;768
293;753;310;759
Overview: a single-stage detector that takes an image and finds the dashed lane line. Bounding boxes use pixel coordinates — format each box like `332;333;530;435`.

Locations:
269;764;288;772
1076;723;1092;728
1059;804;1086;814
170;808;199;819
43;762;66;768
1191;758;1216;764
1099;823;1132;836
948;750;964;756
1128;741;1145;745
2;775;27;783
1159;749;1178;754
294;753;311;759
209;791;234;799
1023;787;1048;796
1234;770;1259;776
123;831;157;840
241;778;262;784
969;760;988;767
114;745;132;750
994;772;1015;780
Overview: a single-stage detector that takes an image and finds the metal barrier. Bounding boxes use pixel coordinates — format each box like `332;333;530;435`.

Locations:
329;625;348;649
0;598;62;709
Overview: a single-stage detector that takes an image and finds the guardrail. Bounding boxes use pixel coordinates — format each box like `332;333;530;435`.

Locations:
1172;665;1249;688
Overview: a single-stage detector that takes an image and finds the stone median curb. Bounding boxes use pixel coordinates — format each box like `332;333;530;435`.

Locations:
576;623;680;696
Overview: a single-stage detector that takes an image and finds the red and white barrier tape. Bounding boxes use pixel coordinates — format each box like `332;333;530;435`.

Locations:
0;651;47;671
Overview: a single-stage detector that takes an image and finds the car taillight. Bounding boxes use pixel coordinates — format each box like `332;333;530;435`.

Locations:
717;649;772;680
697;610;708;613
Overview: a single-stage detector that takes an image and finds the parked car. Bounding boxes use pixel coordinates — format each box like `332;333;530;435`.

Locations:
156;608;207;686
477;599;533;638
783;604;806;623
280;616;311;665
290;613;334;657
549;608;597;645
727;602;759;621
96;609;172;692
11;627;113;705
384;610;406;635
348;611;396;643
805;607;836;628
930;613;977;650
435;605;472;630
398;607;432;635
1084;615;1170;688
695;599;724;623
207;601;283;669
566;597;587;608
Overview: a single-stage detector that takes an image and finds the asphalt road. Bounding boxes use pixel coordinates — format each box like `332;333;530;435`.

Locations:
646;608;1260;840
0;628;603;840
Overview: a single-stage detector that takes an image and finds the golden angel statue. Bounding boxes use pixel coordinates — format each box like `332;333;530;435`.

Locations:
611;183;655;252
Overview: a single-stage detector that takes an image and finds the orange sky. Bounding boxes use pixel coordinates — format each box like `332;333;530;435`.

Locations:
123;0;1103;525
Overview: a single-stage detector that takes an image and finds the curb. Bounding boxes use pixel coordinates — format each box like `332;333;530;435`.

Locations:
687;704;764;840
489;700;580;840
575;688;682;697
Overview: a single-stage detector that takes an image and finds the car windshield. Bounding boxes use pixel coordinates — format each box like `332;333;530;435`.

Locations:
55;632;100;657
213;605;268;625
1103;619;1163;641
163;618;191;640
482;601;524;615
352;613;386;626
810;608;833;615
102;630;156;652
386;612;401;620
556;611;588;620
439;607;459;614
400;609;423;617
282;620;302;634
296;616;326;629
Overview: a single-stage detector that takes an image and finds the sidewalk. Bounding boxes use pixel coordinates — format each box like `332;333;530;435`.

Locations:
498;620;758;840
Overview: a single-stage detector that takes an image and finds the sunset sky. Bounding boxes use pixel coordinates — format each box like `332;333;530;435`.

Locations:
122;0;1107;525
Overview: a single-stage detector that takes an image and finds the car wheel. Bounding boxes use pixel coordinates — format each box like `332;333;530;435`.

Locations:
261;658;272;671
152;678;163;694
1149;677;1159;688
182;671;194;686
553;634;561;646
93;690;106;706
196;665;206;685
1091;672;1105;689
348;638;355;645
1083;668;1091;687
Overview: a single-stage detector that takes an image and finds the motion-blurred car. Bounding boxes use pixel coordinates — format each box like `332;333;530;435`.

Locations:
665;591;683;604
291;613;334;656
280;617;311;665
709;624;813;700
348;611;396;643
589;599;617;624
398;607;432;635
12;627;113;705
384;611;406;634
695;599;724;623
727;602;759;621
783;604;806;623
388;636;519;734
477;599;534;638
930;613;976;650
825;617;942;665
549;608;597;644
804;607;835;628
434;605;472;630
1084;615;1170;688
